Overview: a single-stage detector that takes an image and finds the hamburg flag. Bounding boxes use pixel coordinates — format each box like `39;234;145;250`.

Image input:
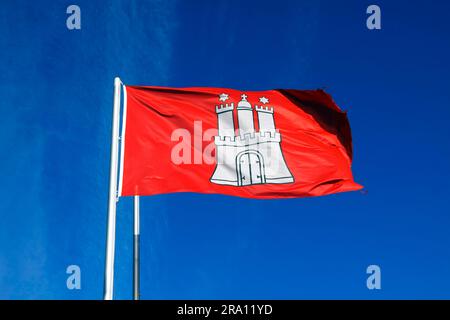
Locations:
118;86;362;199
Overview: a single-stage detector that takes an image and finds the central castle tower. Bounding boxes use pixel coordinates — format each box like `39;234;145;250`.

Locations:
210;94;294;186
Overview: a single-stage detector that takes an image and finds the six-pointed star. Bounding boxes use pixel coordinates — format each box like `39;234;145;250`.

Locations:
219;93;229;102
259;96;269;104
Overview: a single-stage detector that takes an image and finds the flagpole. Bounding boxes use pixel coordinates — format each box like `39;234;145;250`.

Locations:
104;77;122;300
133;195;140;300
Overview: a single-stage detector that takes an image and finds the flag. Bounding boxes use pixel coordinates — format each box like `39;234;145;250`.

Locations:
119;86;362;199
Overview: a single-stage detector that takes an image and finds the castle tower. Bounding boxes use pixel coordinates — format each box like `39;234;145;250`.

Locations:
236;94;255;136
255;106;275;133
216;103;235;137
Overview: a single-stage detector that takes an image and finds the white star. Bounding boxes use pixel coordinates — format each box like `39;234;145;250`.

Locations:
259;96;269;104
219;93;229;102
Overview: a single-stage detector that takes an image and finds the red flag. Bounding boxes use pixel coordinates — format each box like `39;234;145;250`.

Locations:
119;86;362;199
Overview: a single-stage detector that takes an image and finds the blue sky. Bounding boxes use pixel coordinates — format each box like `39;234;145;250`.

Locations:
1;0;450;299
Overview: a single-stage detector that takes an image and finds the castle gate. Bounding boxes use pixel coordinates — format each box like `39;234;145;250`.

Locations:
236;150;266;186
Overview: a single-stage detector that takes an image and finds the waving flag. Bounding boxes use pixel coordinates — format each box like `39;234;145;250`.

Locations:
118;86;362;199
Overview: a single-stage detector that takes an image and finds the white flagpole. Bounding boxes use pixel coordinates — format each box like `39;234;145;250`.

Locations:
104;77;122;300
133;195;140;300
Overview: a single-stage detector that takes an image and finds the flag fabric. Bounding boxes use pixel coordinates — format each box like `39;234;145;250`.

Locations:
119;86;362;199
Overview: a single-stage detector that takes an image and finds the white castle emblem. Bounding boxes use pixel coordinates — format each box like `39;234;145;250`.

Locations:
210;93;294;186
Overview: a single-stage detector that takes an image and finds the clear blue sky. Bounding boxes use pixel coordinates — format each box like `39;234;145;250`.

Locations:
1;0;450;299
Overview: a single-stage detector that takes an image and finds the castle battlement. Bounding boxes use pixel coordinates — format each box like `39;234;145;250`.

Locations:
259;130;277;138
215;103;234;114
215;131;281;146
255;105;274;114
215;135;236;143
239;132;256;140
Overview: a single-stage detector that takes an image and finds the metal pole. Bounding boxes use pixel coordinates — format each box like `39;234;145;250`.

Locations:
104;77;122;300
133;195;140;300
